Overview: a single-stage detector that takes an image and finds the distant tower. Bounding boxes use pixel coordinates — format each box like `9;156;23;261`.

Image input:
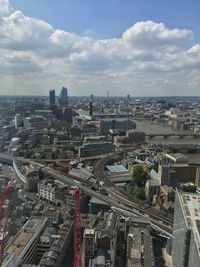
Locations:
59;87;68;107
126;94;131;103
89;94;93;117
15;114;21;129
49;90;55;106
89;102;93;117
107;91;109;99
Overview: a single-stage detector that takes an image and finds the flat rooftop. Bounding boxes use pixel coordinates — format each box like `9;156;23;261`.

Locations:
180;192;200;248
3;217;47;266
6;218;45;256
106;165;128;173
165;153;188;163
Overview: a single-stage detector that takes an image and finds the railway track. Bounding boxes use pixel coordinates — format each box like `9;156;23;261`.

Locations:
94;154;173;234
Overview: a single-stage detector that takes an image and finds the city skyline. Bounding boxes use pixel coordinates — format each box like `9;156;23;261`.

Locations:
0;0;200;96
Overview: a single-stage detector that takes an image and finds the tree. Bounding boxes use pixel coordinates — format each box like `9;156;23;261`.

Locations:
132;165;147;187
134;187;146;200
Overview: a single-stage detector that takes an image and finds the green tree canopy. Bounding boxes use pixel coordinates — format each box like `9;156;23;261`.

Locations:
131;165;147;187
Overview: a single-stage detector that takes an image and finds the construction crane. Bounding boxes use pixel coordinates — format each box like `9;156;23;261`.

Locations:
0;184;14;267
73;188;82;267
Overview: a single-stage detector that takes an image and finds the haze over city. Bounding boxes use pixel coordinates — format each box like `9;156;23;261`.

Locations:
0;0;200;96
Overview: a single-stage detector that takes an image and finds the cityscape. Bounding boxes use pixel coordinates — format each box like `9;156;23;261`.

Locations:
1;90;200;267
0;0;200;267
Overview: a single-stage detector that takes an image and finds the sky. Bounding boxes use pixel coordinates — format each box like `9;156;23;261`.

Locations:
0;0;200;96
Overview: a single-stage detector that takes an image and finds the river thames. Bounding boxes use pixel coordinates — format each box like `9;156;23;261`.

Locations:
136;120;200;163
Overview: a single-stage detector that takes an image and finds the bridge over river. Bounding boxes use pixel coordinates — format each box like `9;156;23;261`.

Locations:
146;133;200;139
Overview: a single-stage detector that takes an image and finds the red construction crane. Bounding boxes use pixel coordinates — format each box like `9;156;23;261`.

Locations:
73;188;82;267
0;184;14;267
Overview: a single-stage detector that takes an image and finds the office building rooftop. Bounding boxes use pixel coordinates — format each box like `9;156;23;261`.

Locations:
179;192;200;247
3;217;48;267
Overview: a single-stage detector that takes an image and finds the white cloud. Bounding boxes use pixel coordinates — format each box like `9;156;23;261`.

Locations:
0;2;199;96
0;0;12;17
0;11;53;51
122;21;193;47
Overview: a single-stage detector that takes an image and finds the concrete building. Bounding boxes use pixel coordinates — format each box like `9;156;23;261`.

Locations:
23;116;48;130
38;180;58;205
13;161;40;191
96;211;118;266
81;211;118;267
89;197;110;214
39;220;73;267
2;217;48;267
55;185;74;209
145;169;161;201
90;249;108;267
126;218;153;267
172;190;200;266
160;185;175;212
99;118;136;135
83;229;95;267
43;207;60;224
15;114;22;129
3;216;73;267
158;162;197;187
42;135;51;145
114;130;145;145
24;117;32;129
79;142;115;158
165;153;188;163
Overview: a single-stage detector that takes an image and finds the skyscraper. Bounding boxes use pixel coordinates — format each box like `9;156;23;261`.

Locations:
15;114;21;129
172;190;200;266
49;90;55;106
107;91;109;99
89;101;93;116
59;87;68;107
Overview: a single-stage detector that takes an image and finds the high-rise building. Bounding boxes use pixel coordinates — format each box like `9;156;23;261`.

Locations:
172;190;200;266
126;94;131;103
59;86;68;107
89;101;93;116
49;89;55;106
14;114;21;129
107;91;109;99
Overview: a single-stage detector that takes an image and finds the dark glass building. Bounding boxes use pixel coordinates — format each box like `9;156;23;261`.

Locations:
59;87;68;107
49;90;55;106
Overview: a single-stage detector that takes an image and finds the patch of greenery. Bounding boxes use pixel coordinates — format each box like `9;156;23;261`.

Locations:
57;134;69;141
128;165;147;200
131;165;147;187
